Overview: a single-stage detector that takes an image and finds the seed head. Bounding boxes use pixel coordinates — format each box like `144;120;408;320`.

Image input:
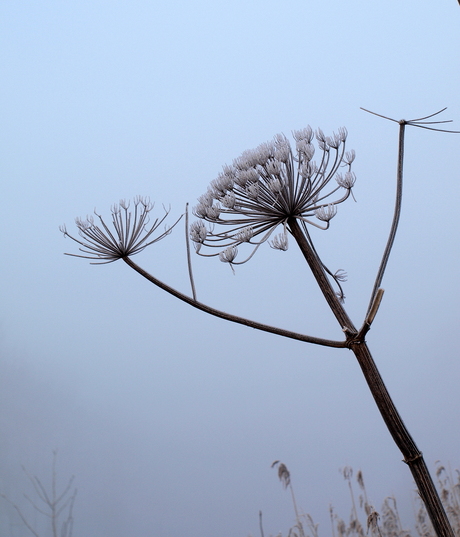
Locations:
270;231;289;251
60;196;179;264
219;245;238;273
315;204;337;222
191;126;356;265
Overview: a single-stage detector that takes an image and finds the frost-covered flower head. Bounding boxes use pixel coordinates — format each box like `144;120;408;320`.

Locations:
60;196;178;264
191;126;356;267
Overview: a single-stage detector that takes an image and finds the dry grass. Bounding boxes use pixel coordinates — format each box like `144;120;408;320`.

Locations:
256;462;460;537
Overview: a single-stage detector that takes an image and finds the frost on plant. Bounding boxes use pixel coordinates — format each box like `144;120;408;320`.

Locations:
60;196;180;264
60;109;460;537
190;127;356;272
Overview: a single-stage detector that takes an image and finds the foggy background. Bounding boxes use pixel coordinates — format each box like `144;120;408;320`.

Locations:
1;1;459;536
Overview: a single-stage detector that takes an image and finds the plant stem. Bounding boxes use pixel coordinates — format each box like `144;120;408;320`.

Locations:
287;217;454;537
185;203;197;301
122;256;347;348
287;218;356;332
367;121;405;315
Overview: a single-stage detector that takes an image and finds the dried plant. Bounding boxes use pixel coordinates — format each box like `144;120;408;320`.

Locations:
339;468;411;537
269;461;315;537
434;464;460;536
272;461;301;524
267;463;460;537
0;451;77;537
60;196;180;264
191;127;355;298
61;109;459;537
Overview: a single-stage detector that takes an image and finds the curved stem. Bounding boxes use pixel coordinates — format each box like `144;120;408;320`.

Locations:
122;256;347;348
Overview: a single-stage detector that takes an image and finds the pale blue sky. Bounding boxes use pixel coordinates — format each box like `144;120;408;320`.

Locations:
1;1;460;536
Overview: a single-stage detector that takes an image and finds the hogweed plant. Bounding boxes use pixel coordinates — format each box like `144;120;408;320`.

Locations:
61;108;459;537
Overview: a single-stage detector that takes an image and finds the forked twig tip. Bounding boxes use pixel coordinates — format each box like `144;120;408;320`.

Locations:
361;106;460;133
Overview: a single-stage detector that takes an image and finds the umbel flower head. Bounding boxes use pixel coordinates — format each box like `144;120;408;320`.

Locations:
190;126;356;267
60;196;178;264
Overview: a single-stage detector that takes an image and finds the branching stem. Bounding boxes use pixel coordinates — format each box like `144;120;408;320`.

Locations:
62;109;460;537
288;215;454;537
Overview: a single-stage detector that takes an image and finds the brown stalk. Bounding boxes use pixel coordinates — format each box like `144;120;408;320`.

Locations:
122;256;346;349
287;216;454;537
62;109;459;537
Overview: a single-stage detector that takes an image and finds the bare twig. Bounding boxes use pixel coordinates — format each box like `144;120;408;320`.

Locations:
259;510;265;537
0;452;77;537
185;203;197;301
361;107;460;316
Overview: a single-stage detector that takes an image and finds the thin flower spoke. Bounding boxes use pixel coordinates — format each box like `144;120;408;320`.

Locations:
60;197;181;264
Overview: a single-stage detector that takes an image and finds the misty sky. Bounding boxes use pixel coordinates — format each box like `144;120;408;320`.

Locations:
1;1;460;536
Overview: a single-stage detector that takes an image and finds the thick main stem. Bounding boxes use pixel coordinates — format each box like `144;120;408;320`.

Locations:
288;217;454;537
